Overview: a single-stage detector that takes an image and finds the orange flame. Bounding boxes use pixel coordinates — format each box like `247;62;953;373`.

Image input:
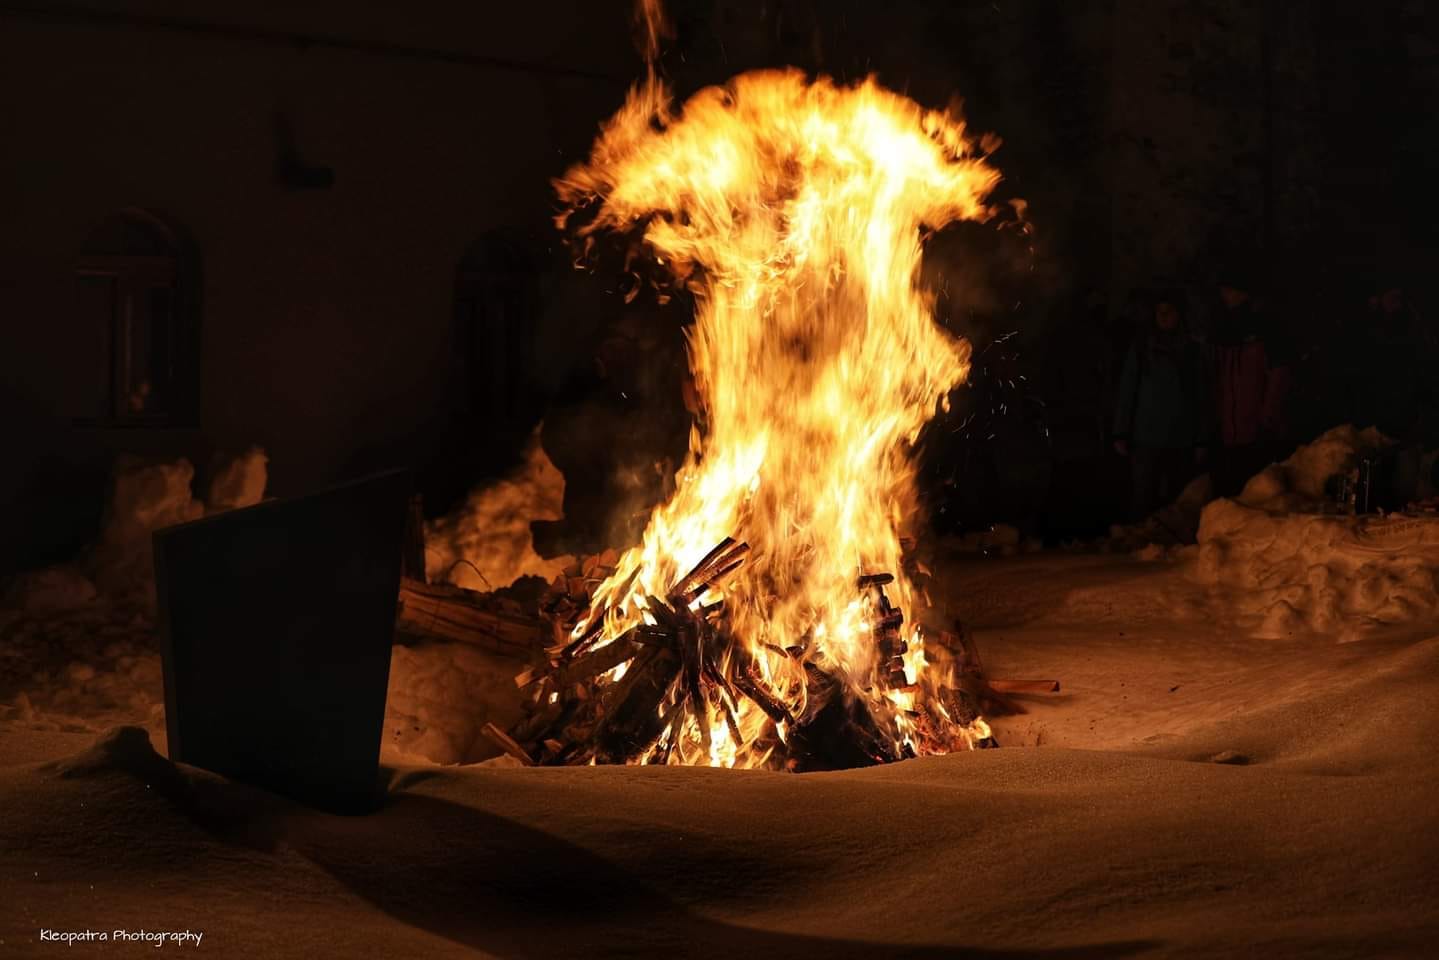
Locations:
554;6;1003;766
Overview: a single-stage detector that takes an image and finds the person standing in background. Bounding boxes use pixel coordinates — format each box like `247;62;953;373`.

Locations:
1344;280;1431;441
1113;292;1211;521
1210;270;1292;497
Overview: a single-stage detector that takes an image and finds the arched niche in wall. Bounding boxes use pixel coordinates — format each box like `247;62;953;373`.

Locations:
453;230;545;452
74;208;201;426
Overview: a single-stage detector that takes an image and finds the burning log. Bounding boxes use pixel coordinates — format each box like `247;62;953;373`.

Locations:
501;536;999;769
562;636;642;685
787;661;902;771
862;573;910;688
937;685;998;750
728;644;794;727
593;647;681;763
505;538;788;765
668;537;751;604
481;722;536;766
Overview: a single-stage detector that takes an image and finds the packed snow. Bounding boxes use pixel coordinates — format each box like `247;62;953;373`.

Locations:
2;427;1438;956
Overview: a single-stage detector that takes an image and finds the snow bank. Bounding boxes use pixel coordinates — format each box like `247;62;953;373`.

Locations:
1195;503;1439;638
0;606;164;736
383;641;527;765
1235;424;1391;512
205;446;269;513
1108;426;1394;553
80;448;270;607
1;565;97;615
425;428;573;591
0;598;523;767
1193;426;1439;639
86;457;205;604
1;443;541;766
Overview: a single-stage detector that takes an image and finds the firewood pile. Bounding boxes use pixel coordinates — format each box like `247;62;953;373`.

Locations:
395;577;547;658
483;536;1021;769
392;503;1053;769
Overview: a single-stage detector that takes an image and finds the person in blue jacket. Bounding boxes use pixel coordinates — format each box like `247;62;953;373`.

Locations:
1113;292;1213;521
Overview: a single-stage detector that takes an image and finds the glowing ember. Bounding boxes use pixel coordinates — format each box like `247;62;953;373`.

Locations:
531;2;1004;768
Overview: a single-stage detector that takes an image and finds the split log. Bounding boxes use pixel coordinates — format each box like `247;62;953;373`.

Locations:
729;646;795;726
789;661;900;771
481;722;536;765
510;699;566;745
396;577;547;657
593;649;681;763
511;538;1022;768
861;573;908;688
938;685;1000;749
670;538;750;604
562;636;642;685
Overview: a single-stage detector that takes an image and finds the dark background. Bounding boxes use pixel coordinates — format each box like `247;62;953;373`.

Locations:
2;0;1436;574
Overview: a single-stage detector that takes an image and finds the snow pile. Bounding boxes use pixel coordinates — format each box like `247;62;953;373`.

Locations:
0;447;270;738
1193;426;1439;639
1235;424;1391;512
1109;426;1394;553
1195;503;1439;639
46;724;163;778
205;445;269;512
1;565;97;615
86;457;205;604
1108;471;1214;551
383;642;526;764
0;606;164;735
0;598;523;767
425;429;573;591
79;449;270;607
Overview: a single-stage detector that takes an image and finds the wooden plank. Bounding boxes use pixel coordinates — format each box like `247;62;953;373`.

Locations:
481;722;536;765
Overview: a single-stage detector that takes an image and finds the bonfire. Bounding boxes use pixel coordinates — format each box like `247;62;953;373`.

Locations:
507;0;1007;770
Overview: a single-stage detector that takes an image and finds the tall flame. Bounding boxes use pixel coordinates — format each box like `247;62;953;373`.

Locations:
554;7;1003;766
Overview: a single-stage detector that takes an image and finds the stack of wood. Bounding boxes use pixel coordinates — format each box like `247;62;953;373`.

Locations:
500;538;795;766
488;536;1028;769
389;504;1055;768
395;577;548;658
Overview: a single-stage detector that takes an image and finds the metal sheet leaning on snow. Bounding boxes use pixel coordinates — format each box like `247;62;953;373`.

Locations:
153;469;410;814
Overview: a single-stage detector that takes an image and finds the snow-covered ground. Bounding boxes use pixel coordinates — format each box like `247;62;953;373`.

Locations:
3;541;1437;958
3;426;1437;957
